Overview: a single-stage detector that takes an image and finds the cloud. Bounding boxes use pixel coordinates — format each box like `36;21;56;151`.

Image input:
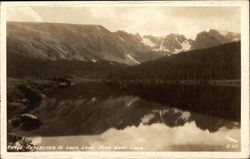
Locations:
7;7;44;22
166;7;240;19
7;6;240;39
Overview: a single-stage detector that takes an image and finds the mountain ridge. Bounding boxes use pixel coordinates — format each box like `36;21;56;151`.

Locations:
142;29;240;53
7;21;240;68
7;22;155;65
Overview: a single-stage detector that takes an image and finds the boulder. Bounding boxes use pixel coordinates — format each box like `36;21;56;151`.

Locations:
13;114;43;131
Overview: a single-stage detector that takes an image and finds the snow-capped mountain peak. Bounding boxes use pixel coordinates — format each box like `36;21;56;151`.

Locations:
140;29;239;55
149;33;193;54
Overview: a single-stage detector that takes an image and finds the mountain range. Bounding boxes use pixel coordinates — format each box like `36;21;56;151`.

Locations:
142;29;240;53
7;22;240;66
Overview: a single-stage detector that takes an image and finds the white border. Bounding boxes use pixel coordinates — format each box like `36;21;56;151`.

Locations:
1;1;249;159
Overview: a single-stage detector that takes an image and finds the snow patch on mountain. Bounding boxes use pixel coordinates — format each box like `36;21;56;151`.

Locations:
179;112;191;121
127;54;140;64
126;97;139;107
141;37;156;47
141;114;155;124
172;39;191;54
153;39;169;52
180;40;191;51
218;30;229;36
159;39;165;51
173;49;180;54
118;35;125;41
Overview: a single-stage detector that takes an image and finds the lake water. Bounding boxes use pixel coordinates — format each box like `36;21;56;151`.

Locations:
13;82;241;151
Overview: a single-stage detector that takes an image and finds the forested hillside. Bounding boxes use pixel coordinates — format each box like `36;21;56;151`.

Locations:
108;42;240;80
7;52;128;79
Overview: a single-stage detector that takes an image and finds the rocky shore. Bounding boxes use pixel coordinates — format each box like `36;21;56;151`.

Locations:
7;77;72;151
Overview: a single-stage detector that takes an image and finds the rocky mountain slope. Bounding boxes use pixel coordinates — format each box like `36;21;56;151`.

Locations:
141;30;240;53
7;22;161;66
191;29;240;49
154;34;193;53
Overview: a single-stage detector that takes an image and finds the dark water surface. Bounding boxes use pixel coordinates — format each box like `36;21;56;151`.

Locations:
14;82;241;151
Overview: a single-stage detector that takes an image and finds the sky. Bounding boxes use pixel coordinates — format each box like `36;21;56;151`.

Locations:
7;6;240;39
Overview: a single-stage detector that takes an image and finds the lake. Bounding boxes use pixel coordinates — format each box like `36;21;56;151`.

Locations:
11;82;241;151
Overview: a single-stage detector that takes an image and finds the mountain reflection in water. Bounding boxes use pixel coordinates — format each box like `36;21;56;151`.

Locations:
16;82;240;151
